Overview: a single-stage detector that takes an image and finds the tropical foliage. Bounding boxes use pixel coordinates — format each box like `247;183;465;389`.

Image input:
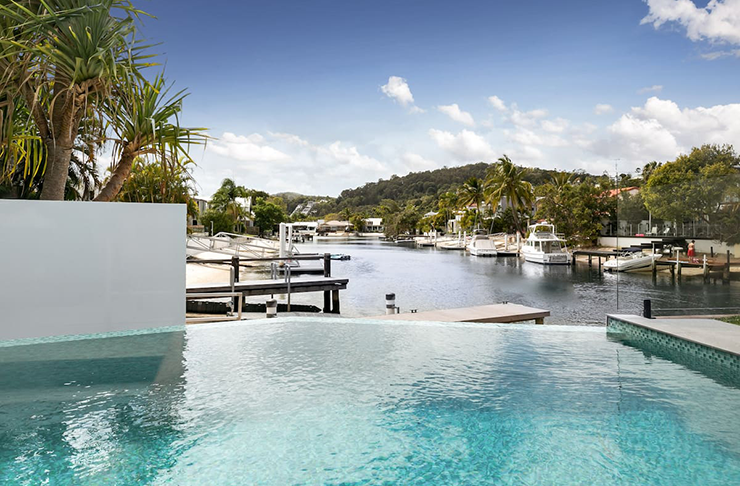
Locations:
0;0;205;201
116;157;198;217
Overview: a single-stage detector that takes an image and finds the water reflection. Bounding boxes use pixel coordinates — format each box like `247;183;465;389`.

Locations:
273;240;740;324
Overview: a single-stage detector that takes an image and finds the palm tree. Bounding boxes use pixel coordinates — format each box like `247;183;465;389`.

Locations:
485;155;534;234
0;0;204;201
457;177;486;227
95;74;206;201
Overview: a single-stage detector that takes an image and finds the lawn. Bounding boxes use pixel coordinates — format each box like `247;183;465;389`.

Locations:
719;316;740;326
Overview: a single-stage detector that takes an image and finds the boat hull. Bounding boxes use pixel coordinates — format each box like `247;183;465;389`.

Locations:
522;250;571;265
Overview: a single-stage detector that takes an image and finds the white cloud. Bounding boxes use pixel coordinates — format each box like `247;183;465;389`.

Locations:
488;95;507;111
401;152;437;171
381;76;417;107
594;104;614;115
437;103;475;126
428;128;494;161
701;49;740;59
541;117;570;133
592;96;740;169
642;0;740;45
209;132;292;163
638;85;664;94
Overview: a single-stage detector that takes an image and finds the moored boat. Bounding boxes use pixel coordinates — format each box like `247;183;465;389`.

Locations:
467;230;497;257
521;222;571;265
603;249;661;272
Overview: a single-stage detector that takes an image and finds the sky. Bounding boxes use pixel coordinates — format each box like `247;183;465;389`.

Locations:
137;0;740;198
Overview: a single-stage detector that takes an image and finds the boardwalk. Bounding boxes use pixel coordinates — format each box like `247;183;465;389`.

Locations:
368;303;550;324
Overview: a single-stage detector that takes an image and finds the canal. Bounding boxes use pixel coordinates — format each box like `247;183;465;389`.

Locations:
278;240;740;325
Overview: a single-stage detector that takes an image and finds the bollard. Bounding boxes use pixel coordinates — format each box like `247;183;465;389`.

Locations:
643;299;652;319
266;299;278;318
386;293;396;315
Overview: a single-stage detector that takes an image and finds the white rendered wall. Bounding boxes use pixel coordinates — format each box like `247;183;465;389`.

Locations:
0;201;185;341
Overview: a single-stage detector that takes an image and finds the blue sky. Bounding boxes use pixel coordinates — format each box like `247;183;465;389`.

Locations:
138;0;740;197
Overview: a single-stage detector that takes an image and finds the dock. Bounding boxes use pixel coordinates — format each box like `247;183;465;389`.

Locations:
187;276;348;313
368;303;550;324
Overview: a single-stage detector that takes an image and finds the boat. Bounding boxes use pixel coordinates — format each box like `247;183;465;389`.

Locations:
521;222;571;265
467;230;497;257
603;249;660;272
490;233;521;256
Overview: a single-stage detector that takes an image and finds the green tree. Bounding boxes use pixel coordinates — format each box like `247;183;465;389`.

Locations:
642;144;739;227
485;155;534;234
457;177;486;226
116;157;198;217
0;0;205;201
349;213;366;232
253;199;287;236
201;209;236;235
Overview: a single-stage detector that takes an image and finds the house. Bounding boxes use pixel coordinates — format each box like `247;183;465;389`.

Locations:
318;220;352;234
363;217;384;233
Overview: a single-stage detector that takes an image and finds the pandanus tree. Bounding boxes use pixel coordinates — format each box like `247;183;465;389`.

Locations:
485;155;534;234
0;0;205;200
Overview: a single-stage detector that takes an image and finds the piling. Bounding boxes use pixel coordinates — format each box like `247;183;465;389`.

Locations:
643;299;652;319
266;299;277;318
703;255;710;282
724;250;731;284
386;293;396;315
323;253;332;313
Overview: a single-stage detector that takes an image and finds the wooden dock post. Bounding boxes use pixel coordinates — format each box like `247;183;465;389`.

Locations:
703;255;710;282
323;253;332;313
651;258;657;279
588;254;592;267
724;250;731;284
670;263;675;280
676;259;682;280
332;289;340;314
231;256;240;310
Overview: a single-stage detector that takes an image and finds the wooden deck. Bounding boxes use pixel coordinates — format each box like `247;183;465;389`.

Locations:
368;303;550;324
187;276;348;313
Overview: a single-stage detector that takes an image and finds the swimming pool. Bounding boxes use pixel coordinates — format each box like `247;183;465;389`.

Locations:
1;318;739;485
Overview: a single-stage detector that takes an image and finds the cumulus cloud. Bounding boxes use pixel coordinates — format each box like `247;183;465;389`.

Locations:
541;117;570;133
381;76;425;112
401;152;437;171
591;96;740;169
209;132;292;163
437;103;475;126
594;104;614;115
638;85;664;94
641;0;740;45
488;95;507;111
428;128;494;161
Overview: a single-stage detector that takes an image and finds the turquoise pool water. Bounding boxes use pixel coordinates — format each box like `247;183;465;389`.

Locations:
1;319;740;485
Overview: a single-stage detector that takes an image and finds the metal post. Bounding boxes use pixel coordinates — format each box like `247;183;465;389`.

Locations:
285;264;291;312
323;253;332;312
266;299;277;318
386;293;396;315
643;299;652;319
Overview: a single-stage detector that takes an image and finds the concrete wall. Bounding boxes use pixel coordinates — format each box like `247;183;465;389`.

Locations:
0;201;185;341
599;236;738;257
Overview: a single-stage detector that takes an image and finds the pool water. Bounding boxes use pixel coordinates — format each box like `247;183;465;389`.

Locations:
1;319;740;485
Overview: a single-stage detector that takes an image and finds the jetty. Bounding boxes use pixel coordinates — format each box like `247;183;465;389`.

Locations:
187;253;347;314
369;303;550;324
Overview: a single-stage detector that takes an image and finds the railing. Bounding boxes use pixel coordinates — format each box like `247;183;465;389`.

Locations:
642;299;740;319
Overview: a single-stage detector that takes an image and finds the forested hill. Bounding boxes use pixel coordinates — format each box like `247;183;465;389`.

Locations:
332;162;570;211
335;163;490;210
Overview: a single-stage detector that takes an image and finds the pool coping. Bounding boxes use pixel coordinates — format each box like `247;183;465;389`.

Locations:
607;314;740;358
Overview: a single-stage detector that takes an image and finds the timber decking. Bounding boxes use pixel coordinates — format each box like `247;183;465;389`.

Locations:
368;303;550;324
187;276;348;297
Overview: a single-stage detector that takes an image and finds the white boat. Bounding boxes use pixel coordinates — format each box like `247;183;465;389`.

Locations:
603;250;661;272
467;231;497;257
521;223;571;265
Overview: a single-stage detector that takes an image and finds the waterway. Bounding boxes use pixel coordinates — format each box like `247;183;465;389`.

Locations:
261;240;740;325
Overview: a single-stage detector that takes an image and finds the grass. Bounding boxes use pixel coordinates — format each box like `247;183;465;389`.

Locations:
719;316;740;326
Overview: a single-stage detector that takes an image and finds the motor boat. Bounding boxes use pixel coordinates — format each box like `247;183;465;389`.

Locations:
603;249;661;272
521;222;571;265
467;230;497;257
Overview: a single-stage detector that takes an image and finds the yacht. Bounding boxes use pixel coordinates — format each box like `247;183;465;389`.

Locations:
603;249;661;272
521;223;571;265
467;230;497;257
